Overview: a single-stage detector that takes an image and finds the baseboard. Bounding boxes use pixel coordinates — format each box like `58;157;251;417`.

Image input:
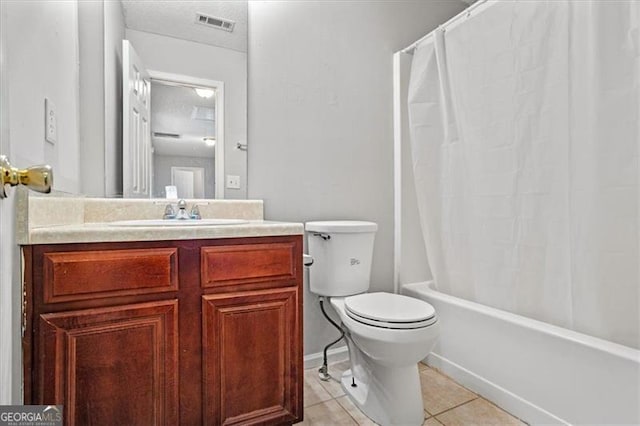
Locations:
425;353;568;425
304;345;349;370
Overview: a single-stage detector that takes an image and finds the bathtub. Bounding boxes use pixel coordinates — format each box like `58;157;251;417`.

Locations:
402;281;640;425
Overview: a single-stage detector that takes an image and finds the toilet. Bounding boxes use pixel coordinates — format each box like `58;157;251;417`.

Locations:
305;220;439;426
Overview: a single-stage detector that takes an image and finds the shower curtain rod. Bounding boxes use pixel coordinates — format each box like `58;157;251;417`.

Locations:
399;0;489;54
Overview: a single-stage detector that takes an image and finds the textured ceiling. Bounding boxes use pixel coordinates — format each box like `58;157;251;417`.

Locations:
121;0;248;52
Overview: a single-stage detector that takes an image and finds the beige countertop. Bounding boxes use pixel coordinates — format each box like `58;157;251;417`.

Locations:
17;191;303;245
23;220;304;245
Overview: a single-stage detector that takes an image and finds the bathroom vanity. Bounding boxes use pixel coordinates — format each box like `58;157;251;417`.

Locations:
18;196;304;425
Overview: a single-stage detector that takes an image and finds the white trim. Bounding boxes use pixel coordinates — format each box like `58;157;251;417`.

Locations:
425;354;568;425
216;82;225;199
303;346;349;370
147;70;225;199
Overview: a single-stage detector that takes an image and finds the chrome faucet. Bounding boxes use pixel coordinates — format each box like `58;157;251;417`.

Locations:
162;199;206;220
175;199;190;220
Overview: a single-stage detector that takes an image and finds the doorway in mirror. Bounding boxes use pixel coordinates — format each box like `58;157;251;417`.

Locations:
171;167;206;199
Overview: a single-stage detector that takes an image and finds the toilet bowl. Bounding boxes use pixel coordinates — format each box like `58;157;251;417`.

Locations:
331;294;439;425
305;221;440;426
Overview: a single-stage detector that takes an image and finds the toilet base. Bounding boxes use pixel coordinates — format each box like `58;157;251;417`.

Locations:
341;364;425;426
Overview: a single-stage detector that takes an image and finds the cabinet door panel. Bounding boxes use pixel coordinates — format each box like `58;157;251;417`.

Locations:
202;288;301;425
37;300;178;426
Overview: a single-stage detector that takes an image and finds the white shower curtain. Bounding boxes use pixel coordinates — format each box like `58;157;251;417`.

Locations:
408;0;639;349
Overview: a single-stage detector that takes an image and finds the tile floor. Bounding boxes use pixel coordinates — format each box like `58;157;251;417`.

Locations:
302;360;526;426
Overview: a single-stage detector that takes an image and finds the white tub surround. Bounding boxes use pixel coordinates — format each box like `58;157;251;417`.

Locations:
16;193;302;244
403;281;640;425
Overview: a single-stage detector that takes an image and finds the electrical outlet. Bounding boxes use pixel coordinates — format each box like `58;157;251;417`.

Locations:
44;98;57;144
226;175;240;189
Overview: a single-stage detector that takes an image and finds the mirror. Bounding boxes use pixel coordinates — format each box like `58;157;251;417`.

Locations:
78;0;247;199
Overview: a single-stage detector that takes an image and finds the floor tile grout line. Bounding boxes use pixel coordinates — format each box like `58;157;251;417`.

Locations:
304;394;335;410
419;367;481;401
428;368;523;423
310;369;369;425
467;395;529;425
433;397;526;425
427;395;479;418
309;377;374;426
314;377;344;398
335;396;367;426
332;395;361;425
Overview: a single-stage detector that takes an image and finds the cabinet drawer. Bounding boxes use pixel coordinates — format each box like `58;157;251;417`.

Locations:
201;242;299;289
43;248;178;303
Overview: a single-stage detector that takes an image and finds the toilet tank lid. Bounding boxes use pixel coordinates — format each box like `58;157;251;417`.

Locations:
305;221;378;233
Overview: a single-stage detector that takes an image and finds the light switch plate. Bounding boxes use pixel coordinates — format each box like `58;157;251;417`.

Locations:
226;175;240;189
44;98;57;144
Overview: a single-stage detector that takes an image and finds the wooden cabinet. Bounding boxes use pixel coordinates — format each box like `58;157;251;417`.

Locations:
23;236;303;426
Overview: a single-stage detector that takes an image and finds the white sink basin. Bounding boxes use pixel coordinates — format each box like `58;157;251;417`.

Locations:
108;219;249;227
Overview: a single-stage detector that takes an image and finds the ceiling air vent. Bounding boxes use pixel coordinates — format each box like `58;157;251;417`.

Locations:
195;12;235;32
153;132;180;138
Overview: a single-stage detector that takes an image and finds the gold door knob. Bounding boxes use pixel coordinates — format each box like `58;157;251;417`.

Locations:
0;155;53;199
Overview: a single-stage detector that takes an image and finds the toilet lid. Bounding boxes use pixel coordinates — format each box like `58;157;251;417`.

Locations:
344;292;436;329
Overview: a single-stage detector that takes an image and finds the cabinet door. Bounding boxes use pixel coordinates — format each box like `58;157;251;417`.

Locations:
203;288;302;425
37;300;178;426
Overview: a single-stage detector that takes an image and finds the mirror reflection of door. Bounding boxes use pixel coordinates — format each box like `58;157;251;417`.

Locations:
171;167;205;199
122;40;152;198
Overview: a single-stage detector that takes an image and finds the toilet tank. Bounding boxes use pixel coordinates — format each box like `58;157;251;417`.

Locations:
305;221;378;297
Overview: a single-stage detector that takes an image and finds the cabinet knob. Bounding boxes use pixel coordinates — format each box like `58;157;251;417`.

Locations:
0;155;53;199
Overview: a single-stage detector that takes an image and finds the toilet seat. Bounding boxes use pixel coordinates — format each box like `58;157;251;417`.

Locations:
344;292;437;330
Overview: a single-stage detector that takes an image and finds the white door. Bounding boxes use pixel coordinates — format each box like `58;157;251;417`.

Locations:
123;40;151;198
173;169;195;199
172;167;205;199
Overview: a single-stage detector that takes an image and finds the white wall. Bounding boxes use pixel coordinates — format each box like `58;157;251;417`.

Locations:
125;29;247;199
248;1;467;356
5;0;80;194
